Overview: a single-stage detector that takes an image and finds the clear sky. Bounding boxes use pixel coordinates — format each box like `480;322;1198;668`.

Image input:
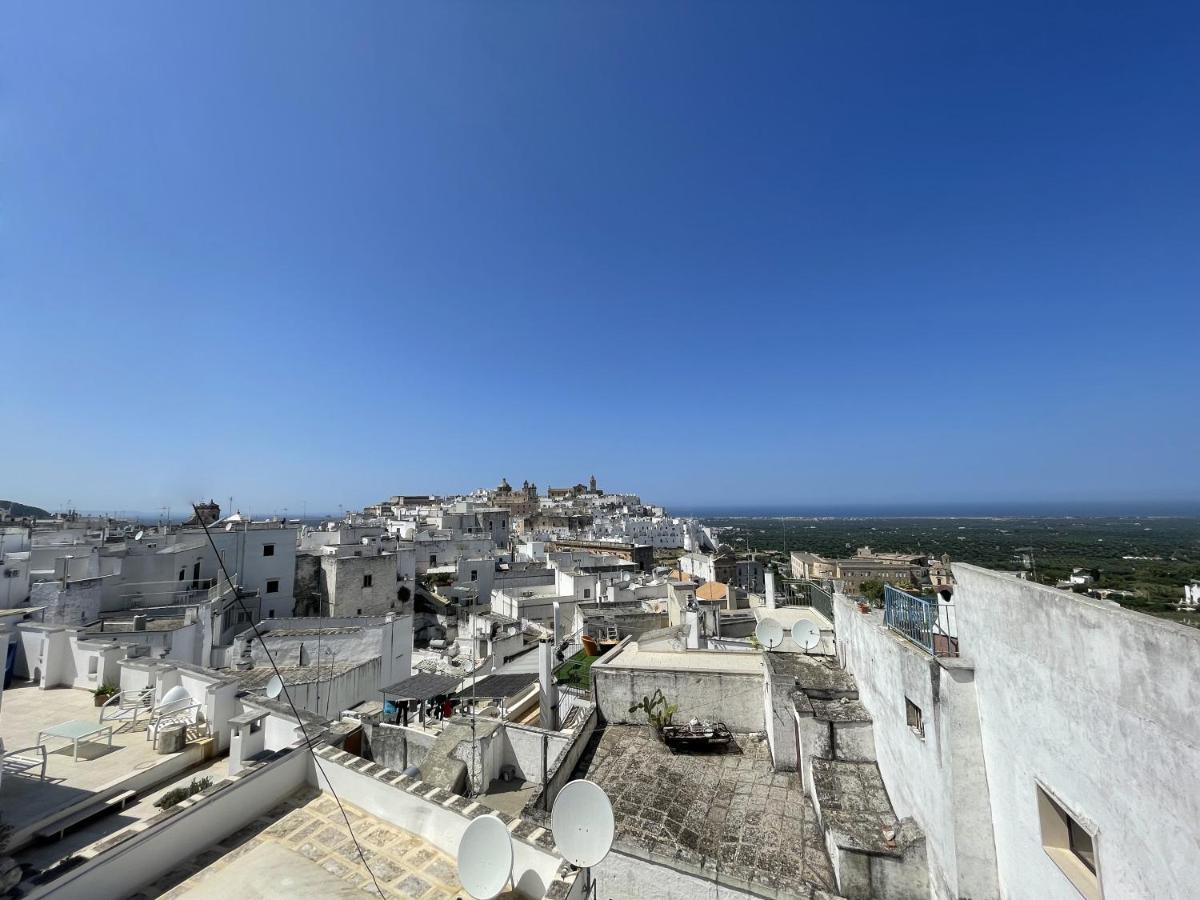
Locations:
5;2;1198;515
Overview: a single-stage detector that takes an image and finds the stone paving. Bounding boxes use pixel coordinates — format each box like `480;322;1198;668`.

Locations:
575;725;837;898
138;787;463;899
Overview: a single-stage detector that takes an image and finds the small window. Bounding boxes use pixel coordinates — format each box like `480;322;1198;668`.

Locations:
356;608;362;615
429;554;437;566
1037;785;1100;899
905;698;924;738
584;588;591;598
263;544;275;557
266;579;279;594
470;570;478;581
268;610;275;618
363;574;373;588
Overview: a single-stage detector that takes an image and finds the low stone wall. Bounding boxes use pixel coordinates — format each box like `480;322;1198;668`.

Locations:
365;721;439;772
593;665;765;732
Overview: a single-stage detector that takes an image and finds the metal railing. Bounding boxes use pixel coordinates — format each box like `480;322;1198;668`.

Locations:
778;578;836;622
883;584;958;657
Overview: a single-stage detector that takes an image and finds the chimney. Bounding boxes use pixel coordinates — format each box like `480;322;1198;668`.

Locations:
684;610;701;649
132;614;147;632
552;601;561;648
765;567;777;610
538;639;559;730
607;583;617;605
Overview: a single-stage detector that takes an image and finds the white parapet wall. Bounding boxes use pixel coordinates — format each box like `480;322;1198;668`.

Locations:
833;591;998;900
951;564;1200;900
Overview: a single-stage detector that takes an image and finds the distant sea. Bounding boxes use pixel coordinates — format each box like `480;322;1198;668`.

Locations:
671;501;1200;519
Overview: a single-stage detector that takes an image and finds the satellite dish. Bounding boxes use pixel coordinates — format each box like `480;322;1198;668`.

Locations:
265;674;284;699
755;617;784;651
133;530;144;541
792;620;822;652
457;814;513;899
160;685;190;706
551;779;615;868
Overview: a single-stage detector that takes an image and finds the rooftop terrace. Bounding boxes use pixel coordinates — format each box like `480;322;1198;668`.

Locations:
142;787;463;899
573;725;836;898
1;682;204;845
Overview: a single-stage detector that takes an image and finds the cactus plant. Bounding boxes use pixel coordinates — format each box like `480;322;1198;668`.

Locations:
627;688;678;736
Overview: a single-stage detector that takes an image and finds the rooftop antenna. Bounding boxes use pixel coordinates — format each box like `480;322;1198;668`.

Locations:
551;779;615;899
457;814;513;899
792;620;822;655
755;617;784;652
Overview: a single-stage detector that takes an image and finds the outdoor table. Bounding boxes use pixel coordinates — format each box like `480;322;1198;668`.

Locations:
36;719;114;762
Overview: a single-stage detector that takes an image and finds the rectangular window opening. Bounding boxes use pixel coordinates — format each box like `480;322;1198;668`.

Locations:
263;544;275;557
363;574;373;587
266;579;279;594
905;697;924;738
1037;784;1101;900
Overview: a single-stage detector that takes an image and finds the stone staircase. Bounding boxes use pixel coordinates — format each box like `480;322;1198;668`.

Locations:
776;656;928;899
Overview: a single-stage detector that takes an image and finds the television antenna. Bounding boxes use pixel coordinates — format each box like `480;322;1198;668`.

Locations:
754;617;784;652
552;779;614;899
792;620;821;654
265;674;284;700
457;813;513;899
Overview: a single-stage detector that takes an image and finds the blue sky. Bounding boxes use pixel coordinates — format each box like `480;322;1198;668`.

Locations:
5;2;1198;515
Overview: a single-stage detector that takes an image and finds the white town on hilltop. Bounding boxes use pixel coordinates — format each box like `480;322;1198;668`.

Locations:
0;479;1196;900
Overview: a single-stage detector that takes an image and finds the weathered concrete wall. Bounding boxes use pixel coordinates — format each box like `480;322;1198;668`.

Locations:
835;592;998;900
366;721;438;772
953;564;1200;900
592;665;764;732
594;848;759;900
32;578;101;626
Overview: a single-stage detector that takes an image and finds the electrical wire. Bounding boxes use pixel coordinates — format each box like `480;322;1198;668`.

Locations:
192;505;385;899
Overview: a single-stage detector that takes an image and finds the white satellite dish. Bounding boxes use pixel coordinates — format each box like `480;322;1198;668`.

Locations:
551;779;615;868
457;813;513;899
792;620;822;652
755;617;784;651
265;674;284;700
133;530;144;541
160;685;190;706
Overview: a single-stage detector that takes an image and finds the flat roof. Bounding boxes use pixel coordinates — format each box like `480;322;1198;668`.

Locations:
600;643;764;674
574;725;835;896
146;788;461;898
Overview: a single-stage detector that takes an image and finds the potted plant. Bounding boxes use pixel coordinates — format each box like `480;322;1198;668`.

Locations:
627;688;678;741
93;682;118;707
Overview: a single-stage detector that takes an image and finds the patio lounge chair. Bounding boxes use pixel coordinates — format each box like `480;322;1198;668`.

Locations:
2;743;48;780
145;688;208;743
99;687;155;731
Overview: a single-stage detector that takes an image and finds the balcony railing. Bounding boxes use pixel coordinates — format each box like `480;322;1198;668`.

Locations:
883;584;958;657
778;579;835;622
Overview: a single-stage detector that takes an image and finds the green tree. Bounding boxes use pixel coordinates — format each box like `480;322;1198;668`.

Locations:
859;579;885;603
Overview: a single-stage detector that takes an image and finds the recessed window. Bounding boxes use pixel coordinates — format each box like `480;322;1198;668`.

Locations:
470;570;478;581
584;588;591;598
905;698;924;738
263;543;275;557
266;579;279;594
1037;785;1100;900
363;574;373;588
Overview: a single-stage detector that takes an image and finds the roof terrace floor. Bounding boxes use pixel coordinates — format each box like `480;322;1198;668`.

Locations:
1;681;193;836
141;787;466;900
573;725;836;899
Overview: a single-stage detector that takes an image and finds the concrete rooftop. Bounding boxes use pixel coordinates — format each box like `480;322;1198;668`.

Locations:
0;681;194;836
140;788;465;899
573;725;835;899
601;643;764;674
